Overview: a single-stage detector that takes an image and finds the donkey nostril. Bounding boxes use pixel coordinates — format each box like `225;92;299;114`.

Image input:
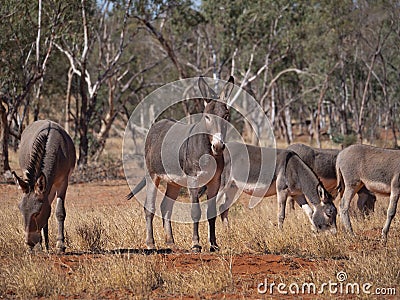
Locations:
211;142;224;154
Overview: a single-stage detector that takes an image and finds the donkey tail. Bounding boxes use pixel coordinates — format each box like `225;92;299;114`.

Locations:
335;164;344;199
126;177;146;200
198;186;207;198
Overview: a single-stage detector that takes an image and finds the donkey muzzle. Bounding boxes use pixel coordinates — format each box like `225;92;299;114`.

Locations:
26;231;42;248
211;133;225;155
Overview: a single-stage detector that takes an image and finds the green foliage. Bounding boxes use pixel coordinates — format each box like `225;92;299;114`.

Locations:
0;1;37;94
331;133;357;147
2;0;400;164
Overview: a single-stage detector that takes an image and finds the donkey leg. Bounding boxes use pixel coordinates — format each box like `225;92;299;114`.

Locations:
356;187;376;216
53;182;67;253
288;196;296;211
39;185;55;252
161;184;180;247
145;176;159;250
42;222;49;251
381;189;399;243
339;187;356;235
277;189;289;229
207;182;221;252
55;196;67;253
189;188;202;252
218;192;229;227
219;183;238;228
294;195;314;229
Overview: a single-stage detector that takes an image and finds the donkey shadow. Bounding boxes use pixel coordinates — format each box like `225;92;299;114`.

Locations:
62;248;174;256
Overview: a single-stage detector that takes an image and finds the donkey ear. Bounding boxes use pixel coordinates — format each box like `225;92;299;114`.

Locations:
12;171;30;194
318;185;331;203
198;76;218;103
34;173;47;195
219;76;234;102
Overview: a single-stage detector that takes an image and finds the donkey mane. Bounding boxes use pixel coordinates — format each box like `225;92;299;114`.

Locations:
26;123;51;186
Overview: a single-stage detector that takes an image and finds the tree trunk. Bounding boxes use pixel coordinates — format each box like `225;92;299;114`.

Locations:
65;67;73;134
0;102;11;175
77;64;89;167
315;77;329;148
358;52;378;144
390;107;398;148
284;106;293;144
92;78;117;161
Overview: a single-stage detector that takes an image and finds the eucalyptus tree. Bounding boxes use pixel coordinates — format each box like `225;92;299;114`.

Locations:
0;0;62;177
55;0;133;166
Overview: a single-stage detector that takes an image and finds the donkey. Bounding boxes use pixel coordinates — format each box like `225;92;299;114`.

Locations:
13;120;76;252
219;142;337;233
336;144;400;242
288;143;376;215
127;76;234;252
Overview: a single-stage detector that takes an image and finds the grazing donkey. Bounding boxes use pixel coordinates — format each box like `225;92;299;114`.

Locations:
288;143;376;215
13;120;76;252
127;76;234;252
219;142;337;233
336;144;400;242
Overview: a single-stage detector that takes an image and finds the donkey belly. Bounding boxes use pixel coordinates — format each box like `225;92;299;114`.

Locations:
362;179;391;195
159;169;216;188
234;180;276;197
320;178;337;193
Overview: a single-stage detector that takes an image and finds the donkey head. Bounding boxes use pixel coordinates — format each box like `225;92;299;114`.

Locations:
312;185;337;233
13;128;51;249
198;76;234;156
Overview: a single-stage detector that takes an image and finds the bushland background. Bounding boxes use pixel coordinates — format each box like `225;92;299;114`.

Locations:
2;0;400;175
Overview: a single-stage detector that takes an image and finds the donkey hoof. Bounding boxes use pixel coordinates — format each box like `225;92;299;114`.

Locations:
191;245;202;253
146;243;156;250
210;245;220;252
165;243;178;251
56;244;66;254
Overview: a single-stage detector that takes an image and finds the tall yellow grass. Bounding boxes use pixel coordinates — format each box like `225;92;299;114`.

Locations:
1;184;399;298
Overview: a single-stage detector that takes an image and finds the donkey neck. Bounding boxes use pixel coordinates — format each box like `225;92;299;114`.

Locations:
288;154;322;206
181;119;214;175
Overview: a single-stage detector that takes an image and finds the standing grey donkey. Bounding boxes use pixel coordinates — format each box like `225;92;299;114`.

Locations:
13;120;76;253
127;76;234;252
336;144;400;243
219;143;337;233
288;143;376;215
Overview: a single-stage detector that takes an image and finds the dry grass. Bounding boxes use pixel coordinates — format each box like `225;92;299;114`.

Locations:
1;178;399;298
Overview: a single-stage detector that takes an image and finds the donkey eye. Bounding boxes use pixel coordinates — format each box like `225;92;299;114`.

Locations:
205;115;211;122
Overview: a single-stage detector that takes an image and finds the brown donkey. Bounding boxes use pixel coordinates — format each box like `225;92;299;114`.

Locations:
127;76;234;252
13;120;76;252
